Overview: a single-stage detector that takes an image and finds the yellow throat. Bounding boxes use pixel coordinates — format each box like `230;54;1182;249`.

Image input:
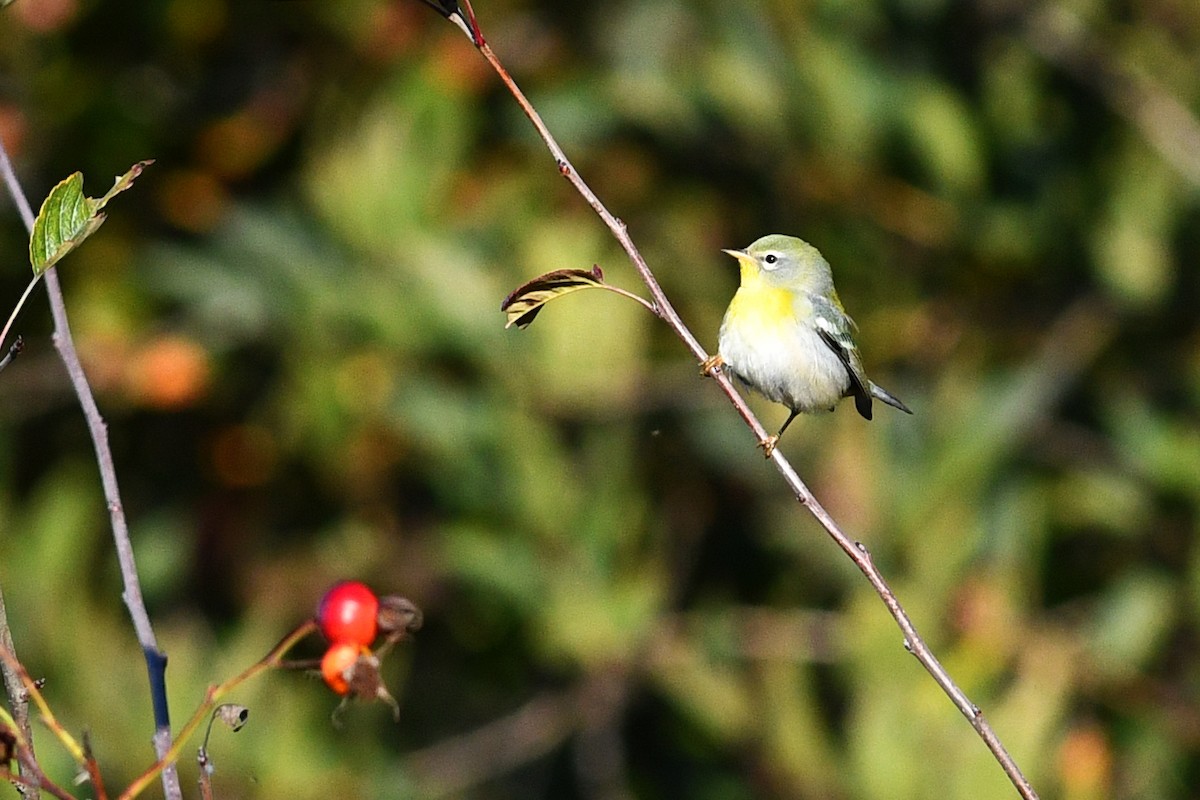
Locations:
725;253;799;330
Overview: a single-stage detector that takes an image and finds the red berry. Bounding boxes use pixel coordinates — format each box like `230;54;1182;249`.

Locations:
317;581;379;646
321;642;365;695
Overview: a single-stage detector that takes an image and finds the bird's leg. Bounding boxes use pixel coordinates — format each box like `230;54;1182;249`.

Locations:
759;409;799;458
776;409;799;438
700;353;725;376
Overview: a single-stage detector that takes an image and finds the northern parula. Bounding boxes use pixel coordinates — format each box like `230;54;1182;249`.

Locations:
704;234;912;456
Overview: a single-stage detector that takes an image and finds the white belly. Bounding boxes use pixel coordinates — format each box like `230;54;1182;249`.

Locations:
718;312;850;413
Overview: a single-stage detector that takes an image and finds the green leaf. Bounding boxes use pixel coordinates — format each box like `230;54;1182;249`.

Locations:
500;265;609;329
29;160;153;275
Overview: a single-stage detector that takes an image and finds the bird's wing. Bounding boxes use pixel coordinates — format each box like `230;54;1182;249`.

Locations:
809;293;873;420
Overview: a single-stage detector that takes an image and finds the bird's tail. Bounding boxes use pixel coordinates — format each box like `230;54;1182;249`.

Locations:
869;382;913;415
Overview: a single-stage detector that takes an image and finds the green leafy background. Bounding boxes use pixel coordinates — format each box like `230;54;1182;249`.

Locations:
1;1;1198;798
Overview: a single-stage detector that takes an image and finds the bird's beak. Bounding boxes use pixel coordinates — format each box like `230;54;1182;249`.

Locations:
722;248;758;283
722;248;757;271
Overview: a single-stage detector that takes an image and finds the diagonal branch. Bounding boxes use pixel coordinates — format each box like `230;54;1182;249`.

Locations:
432;5;1040;799
0;142;183;800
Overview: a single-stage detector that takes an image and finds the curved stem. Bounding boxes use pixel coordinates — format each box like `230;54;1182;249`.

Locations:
448;11;1039;800
0;274;42;354
596;283;657;315
118;620;318;800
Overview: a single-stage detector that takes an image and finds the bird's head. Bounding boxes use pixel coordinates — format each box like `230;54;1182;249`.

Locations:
722;234;833;294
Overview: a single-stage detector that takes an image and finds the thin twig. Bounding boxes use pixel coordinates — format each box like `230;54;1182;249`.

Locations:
596;284;657;315
0;588;35;799
80;735;110;800
439;7;1040;799
0;659;85;797
0;141;183;800
0;154;38;798
0;766;74;800
0;647;85;765
0;275;41;355
0;335;24;374
118;620;317;800
197;750;214;800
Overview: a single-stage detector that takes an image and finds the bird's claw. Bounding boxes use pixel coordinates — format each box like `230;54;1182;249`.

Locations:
700;354;724;377
758;435;779;459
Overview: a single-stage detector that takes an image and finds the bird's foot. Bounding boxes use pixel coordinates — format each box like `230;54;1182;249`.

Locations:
758;435;780;459
700;354;724;377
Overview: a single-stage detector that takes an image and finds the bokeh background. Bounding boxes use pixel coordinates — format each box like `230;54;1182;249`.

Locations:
1;0;1199;798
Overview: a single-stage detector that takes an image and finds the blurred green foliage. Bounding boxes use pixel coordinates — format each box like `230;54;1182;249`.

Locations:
1;0;1199;798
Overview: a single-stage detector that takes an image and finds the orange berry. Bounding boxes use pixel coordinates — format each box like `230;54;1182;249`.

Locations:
321;643;366;696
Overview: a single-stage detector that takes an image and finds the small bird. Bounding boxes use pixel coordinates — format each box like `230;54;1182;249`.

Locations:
704;234;911;456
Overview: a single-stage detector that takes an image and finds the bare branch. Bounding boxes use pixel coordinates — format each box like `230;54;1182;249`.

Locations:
0;141;183;800
429;5;1042;798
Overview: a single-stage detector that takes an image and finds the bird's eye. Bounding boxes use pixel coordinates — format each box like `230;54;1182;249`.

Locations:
763;254;778;265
